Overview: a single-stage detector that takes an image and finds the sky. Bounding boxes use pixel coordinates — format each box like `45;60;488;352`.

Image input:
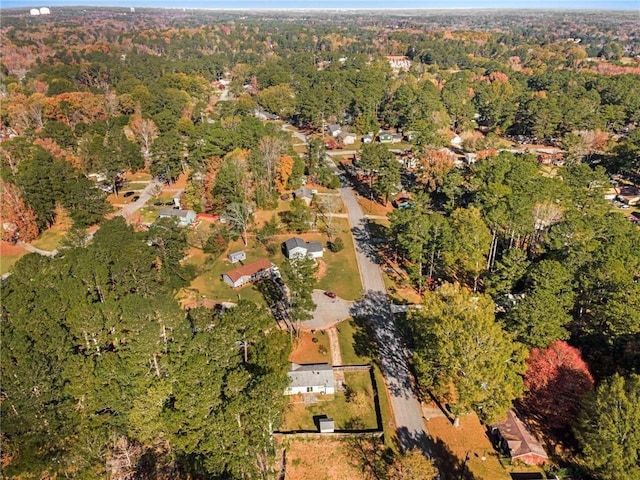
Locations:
1;0;638;9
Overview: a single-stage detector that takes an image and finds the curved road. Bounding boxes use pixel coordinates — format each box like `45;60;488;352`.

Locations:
337;170;430;454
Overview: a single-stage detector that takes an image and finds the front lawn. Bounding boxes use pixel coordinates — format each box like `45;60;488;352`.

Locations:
280;371;378;432
316;219;362;301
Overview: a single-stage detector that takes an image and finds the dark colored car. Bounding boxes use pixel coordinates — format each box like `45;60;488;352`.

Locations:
123;191;135;197
324;291;337;299
132;195;140;202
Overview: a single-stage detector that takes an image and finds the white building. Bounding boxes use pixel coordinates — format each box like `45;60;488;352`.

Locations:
285;363;335;395
283;237;324;259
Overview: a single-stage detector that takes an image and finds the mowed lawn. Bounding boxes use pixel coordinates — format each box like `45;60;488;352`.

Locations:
336;319;397;450
280;371;378;432
316;218;362;301
186;239;273;306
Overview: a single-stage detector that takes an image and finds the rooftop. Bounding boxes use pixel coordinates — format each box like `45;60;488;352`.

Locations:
223;258;273;283
287;363;334;389
494;410;548;461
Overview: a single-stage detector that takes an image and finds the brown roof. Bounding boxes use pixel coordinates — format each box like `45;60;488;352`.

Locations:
494;410;548;461
223;258;273;283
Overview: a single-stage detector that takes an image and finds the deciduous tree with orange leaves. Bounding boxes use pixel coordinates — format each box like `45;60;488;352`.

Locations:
0;179;39;243
275;155;294;193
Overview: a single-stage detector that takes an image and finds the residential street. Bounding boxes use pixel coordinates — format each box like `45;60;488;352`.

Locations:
338;174;431;454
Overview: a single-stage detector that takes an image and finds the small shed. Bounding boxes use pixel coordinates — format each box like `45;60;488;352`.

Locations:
319;417;335;433
228;251;246;264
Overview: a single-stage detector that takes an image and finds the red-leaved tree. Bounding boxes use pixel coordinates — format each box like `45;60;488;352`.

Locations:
522;341;594;433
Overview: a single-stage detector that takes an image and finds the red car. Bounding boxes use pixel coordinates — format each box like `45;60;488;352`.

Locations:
324;291;337;299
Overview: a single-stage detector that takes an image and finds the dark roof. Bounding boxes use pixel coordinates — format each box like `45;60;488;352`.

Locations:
494;410;548;461
284;237;307;251
284;238;324;254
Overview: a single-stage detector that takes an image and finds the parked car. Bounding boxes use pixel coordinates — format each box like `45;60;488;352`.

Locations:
123;191;135;197
324;291;337;299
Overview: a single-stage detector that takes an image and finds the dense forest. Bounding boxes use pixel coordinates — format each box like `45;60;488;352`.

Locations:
1;7;639;480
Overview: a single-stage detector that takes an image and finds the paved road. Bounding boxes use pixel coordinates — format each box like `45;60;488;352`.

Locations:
338;173;430;454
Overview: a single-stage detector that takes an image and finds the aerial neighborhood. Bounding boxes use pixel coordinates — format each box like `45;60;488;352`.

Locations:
0;6;639;480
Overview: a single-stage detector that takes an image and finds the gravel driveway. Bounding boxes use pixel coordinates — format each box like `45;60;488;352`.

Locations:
301;290;354;331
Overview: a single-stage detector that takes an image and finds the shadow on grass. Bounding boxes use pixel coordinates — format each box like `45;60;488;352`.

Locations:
429;437;481;480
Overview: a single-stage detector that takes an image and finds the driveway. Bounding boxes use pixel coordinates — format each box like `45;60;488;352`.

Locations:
302;289;354;330
118;178;164;218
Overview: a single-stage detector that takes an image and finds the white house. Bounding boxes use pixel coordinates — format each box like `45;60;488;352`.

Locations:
285;363;335;395
283;237;324;259
326;124;342;137
222;258;275;288
340;133;357;145
158;209;196;227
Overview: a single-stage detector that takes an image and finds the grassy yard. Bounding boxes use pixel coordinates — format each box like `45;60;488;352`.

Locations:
316;219;362;301
280;371;378;432
427;413;515;480
0;242;29;275
31;212;72;251
335;319;397;450
186;239;277;306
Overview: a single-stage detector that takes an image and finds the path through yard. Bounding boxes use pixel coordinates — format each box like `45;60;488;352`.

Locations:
327;327;345;387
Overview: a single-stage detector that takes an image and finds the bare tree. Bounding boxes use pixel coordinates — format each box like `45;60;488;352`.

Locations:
258;136;288;189
224;202;254;247
316;194;341;241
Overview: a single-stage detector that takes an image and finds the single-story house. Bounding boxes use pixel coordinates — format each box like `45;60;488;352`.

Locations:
158;209;196;227
616;185;640;206
340;133;357;145
390;133;403;143
284;363;335;395
222;258;275;288
378;132;393;143
327;124;342;137
283;237;324;259
492;410;548;466
228;250;246;264
319;417;335;433
254;108;280;121
293;187;315;205
362;133;374;144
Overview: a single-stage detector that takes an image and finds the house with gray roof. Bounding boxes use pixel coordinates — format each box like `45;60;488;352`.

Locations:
283;237;324;259
285;363;335;395
158;208;196;227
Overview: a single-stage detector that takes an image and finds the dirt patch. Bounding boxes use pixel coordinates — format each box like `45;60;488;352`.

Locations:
315;259;328;281
289;331;331;365
279;438;370;480
0;241;27;256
